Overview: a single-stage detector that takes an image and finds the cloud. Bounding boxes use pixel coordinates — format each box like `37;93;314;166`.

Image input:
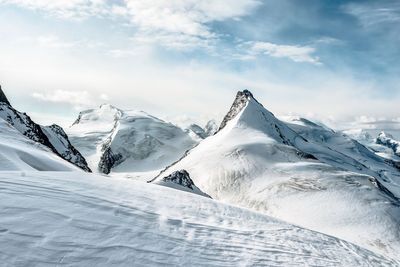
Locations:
36;35;78;48
130;31;215;50
239;41;321;64
0;0;108;19
122;0;261;50
123;0;260;37
1;0;260;50
343;1;400;27
32;90;97;110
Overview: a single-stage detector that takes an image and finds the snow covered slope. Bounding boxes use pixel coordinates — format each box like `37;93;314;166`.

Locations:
68;104;197;177
0;118;80;171
283;117;400;197
0;87;90;172
152;90;400;259
0;171;398;266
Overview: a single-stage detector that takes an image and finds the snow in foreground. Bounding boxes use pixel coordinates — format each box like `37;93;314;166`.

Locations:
0;172;397;266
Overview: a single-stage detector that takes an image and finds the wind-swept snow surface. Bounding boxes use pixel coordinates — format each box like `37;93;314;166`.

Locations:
0;171;398;266
68;104;196;179
153;90;400;259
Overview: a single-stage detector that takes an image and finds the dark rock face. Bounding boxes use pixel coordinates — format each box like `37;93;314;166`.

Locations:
98;147;123;174
376;132;400;157
0;87;91;172
162;170;195;190
0;86;10;106
218;90;254;132
0;103;53;147
42;124;91;172
187;124;207;139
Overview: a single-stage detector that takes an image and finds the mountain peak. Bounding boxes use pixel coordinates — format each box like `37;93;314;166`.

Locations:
241;89;254;98
0;85;11;106
217;89;255;132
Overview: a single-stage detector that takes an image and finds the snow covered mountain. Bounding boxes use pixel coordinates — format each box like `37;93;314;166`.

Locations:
1;171;398;266
2;86;400;264
152;90;400;259
0;118;81;171
68;104;197;177
0;87;90;172
343;129;400;162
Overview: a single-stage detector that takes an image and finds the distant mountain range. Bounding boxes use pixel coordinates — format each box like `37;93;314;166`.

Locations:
1;85;400;261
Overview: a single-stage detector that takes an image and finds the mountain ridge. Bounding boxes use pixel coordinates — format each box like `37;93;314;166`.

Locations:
0;86;91;172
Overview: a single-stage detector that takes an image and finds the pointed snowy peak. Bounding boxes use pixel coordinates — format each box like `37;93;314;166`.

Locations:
156;170;211;198
72;104;122;126
0;85;11;106
218;89;254;131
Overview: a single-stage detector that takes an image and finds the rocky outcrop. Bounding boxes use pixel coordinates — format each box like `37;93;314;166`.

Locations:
218;90;254;132
376;132;400;157
41;125;91;172
0;86;10;106
160;170;211;198
162;170;195;189
98;147;123;174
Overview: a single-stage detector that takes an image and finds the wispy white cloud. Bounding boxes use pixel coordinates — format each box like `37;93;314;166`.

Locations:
0;0;108;19
344;1;400;27
36;35;78;48
122;0;261;50
32;89;108;110
1;0;260;50
122;0;260;38
238;41;321;64
130;31;215;51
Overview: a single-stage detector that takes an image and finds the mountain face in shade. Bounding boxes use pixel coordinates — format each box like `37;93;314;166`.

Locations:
151;89;400;259
41;124;91;172
376;132;400;157
0;86;91;172
0;86;10;106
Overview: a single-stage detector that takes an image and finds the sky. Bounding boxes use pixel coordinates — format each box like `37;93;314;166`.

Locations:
0;0;399;128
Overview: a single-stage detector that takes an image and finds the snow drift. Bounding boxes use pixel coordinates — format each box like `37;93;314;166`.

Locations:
0;171;397;266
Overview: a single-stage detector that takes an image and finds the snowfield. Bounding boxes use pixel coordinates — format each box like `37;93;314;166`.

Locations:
0;171;398;266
